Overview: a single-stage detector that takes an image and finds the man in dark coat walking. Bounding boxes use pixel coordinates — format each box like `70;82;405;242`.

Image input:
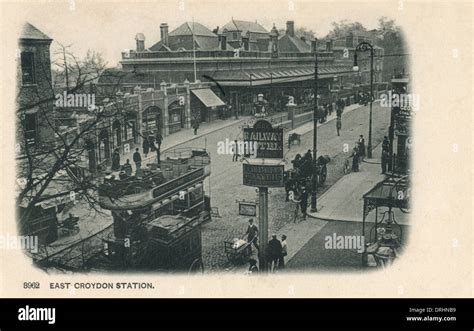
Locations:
358;135;366;158
336;116;342;136
133;148;142;172
156;132;163;150
142;137;150;158
111;148;121;171
267;234;282;272
299;188;309;220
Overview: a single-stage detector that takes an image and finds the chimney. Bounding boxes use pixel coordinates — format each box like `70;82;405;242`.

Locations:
286;21;295;37
219;34;227;50
160;23;169;46
270;24;279;58
135;33;145;52
326;39;333;52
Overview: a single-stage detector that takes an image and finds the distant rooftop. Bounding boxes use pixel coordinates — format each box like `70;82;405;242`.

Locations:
219;20;269;35
20;22;52;41
169;22;216;37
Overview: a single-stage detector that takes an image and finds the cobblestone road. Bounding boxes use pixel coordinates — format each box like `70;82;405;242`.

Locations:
171;102;391;271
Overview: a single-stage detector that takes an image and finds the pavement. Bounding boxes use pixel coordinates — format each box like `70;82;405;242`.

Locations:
224;140;411;273
118;116;247;170
287;102;364;136
117;101;366;172
306;143;409;226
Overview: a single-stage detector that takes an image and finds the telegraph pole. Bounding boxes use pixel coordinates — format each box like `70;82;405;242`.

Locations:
311;39;318;212
258;187;268;272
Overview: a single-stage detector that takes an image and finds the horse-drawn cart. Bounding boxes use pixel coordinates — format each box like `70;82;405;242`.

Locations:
284;155;330;200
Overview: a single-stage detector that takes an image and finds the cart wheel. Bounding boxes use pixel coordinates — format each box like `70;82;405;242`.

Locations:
188;258;204;274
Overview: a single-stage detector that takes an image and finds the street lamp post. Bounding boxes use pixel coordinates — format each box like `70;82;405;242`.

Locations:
310;39;318;212
353;41;374;159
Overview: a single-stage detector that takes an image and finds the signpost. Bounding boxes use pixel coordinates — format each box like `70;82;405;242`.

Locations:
238;201;257;217
242;120;284;272
243;120;284;159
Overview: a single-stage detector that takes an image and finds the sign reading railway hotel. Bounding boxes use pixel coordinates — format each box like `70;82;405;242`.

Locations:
243;120;284;159
242;120;284;188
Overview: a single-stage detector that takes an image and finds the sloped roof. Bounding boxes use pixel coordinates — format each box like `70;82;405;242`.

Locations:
278;34;311;53
169;22;216;37
20;23;52;41
219;20;268;35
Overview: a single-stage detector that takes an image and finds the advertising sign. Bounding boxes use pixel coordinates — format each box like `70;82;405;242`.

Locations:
242;163;285;187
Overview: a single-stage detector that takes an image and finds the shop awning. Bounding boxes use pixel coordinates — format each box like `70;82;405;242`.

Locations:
191;89;226;108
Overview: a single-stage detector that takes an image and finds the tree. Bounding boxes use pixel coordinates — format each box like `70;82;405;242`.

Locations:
375;17;408;82
326;20;367;39
16;43;126;242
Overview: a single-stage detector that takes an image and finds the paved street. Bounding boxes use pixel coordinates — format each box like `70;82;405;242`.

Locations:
167;101;392;271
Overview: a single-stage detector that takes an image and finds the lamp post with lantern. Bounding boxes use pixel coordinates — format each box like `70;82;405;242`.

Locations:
353;41;374;159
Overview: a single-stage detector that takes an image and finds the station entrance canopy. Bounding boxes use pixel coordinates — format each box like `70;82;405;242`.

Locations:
191;88;226;107
209;64;354;87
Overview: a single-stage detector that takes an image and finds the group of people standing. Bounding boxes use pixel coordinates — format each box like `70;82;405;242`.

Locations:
245;219;288;273
109;131;164;176
142;131;163;166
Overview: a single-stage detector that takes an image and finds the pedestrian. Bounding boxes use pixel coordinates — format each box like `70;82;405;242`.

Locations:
154;141;161;166
156;132;163;150
267;234;282;272
142;137;150;158
336;116;342;136
358;135;366;158
382;136;390;152
232;140;239;162
318;105;325;123
381;149;389;174
133;148;141;171
291;190;301;223
299;188;309;220
148;133;156;152
248;258;259;274
245;219;259;253
278;235;288;269
121;159;132;176
351;146;359;172
304;149;312;163
111;148;121;171
192;117;199;135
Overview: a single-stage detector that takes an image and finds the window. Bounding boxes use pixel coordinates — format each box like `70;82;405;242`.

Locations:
232;32;238;41
24;113;37;146
21;52;35;85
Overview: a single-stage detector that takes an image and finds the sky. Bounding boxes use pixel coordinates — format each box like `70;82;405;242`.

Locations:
3;0;405;67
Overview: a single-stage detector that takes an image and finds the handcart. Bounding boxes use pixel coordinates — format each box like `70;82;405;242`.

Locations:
224;238;252;264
